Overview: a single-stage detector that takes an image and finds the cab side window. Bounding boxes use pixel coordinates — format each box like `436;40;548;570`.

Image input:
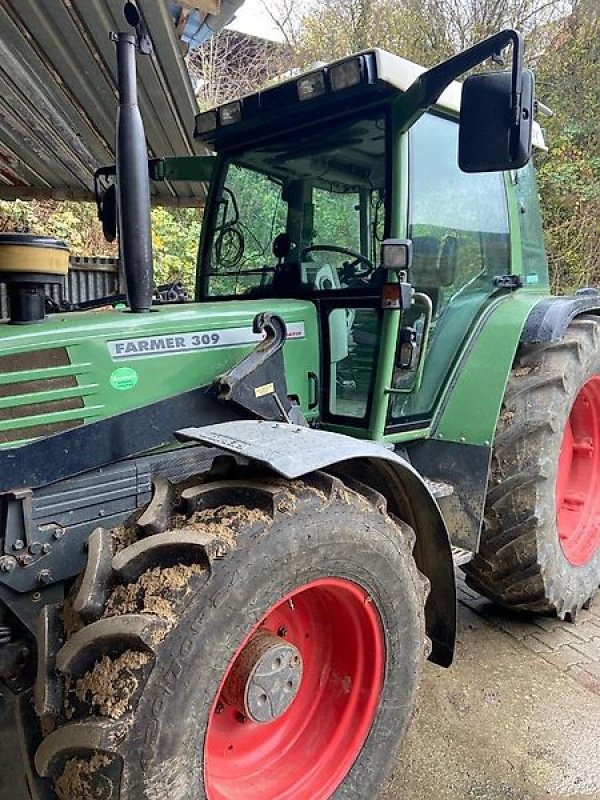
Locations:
389;112;511;424
409;112;510;314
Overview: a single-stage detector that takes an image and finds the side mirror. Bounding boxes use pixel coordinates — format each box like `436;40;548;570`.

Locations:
94;166;118;243
99;183;118;243
459;68;534;173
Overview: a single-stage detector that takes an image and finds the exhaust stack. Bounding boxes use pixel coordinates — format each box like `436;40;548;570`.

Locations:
112;2;154;313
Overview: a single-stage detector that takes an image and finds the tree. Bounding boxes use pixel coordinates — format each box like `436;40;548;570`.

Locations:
151;206;202;288
187;29;291;109
0;200;202;292
535;0;600;291
0;199;116;257
275;1;433;67
266;0;575;68
402;0;573;60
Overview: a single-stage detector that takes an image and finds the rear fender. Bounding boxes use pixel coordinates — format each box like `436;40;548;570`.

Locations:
177;420;456;667
521;290;600;343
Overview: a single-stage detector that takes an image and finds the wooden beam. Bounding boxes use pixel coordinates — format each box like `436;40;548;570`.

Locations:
0;186;95;203
0;185;205;208
176;1;221;14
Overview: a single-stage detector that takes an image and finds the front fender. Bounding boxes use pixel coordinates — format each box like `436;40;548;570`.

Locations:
177;420;456;667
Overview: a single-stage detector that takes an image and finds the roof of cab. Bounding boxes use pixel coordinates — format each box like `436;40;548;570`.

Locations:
371;48;462;112
197;46;547;151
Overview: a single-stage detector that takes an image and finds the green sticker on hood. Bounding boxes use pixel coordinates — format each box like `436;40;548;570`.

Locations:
110;367;139;391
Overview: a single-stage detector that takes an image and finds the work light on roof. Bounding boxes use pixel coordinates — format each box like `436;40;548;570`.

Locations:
220;101;242;126
297;71;326;101
195;109;218;135
330;58;363;91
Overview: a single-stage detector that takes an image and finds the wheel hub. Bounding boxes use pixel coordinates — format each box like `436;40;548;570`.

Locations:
221;630;303;723
205;578;386;800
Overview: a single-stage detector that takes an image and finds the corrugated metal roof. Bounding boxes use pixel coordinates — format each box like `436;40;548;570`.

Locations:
0;0;209;206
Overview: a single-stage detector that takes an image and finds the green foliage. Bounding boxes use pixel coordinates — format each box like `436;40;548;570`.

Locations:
151;207;202;290
0;199;115;257
0;198;202;293
535;1;600;292
313;189;361;252
293;0;440;67
291;0;572;70
207;164;286;295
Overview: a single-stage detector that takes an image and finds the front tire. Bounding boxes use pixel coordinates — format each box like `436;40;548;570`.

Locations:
35;465;427;799
465;317;600;618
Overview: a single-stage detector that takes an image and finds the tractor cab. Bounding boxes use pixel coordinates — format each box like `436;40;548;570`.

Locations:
193;47;547;438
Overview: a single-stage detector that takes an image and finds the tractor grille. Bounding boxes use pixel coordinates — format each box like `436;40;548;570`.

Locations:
0;348;84;445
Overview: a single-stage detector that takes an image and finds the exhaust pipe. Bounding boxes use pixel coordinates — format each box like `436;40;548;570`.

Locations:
112;2;154;313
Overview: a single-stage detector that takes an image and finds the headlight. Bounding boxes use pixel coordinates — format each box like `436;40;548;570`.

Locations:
297;71;326;101
381;239;413;271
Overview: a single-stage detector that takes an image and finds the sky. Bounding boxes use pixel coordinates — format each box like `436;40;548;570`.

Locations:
226;0;286;42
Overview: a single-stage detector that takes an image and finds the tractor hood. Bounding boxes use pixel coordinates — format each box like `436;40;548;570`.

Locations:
0;299;319;451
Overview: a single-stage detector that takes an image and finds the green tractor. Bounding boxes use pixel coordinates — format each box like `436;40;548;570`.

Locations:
1;5;599;799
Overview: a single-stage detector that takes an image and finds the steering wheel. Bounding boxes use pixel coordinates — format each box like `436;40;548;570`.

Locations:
300;245;374;282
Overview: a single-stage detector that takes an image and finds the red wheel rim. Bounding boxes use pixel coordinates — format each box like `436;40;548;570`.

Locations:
557;375;600;566
204;577;385;800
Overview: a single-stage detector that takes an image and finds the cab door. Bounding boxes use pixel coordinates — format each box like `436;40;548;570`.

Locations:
385;111;512;433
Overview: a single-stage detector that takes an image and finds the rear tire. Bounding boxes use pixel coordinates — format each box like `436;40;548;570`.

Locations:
35;464;428;799
465;317;600;618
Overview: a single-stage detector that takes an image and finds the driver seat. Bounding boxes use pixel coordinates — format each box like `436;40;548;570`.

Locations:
412;234;458;315
271;261;303;294
300;261;341;292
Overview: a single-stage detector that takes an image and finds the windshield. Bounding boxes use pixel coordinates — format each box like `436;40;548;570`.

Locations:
202;111;387;298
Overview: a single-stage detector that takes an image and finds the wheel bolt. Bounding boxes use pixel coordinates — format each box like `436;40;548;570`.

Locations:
0;556;16;573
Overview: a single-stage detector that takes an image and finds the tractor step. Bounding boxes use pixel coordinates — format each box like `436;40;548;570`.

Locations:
451;546;473;567
423;477;455;500
422;478;474;567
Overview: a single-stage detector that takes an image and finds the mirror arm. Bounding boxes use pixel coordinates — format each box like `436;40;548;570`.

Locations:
419;29;522;107
399;29;524;136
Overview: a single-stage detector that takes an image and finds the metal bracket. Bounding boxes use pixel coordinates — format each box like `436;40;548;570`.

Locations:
2;490;34;557
493;274;523;290
216;313;301;424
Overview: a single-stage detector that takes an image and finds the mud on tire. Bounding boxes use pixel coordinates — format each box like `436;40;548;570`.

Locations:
33;461;428;800
465;316;600;618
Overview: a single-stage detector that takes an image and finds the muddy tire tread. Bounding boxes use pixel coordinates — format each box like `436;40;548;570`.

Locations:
465;316;600;616
34;466;427;799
